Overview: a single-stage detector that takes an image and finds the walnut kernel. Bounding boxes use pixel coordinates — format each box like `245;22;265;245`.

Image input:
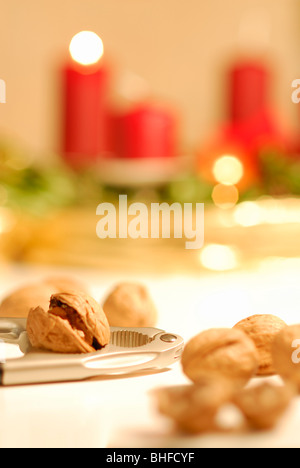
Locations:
27;291;110;354
233;382;295;430
155;377;236;434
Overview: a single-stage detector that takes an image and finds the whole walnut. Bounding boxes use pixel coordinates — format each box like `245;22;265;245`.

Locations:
233;314;287;376
43;277;88;295
102;282;158;327
181;328;259;387
272;324;300;391
27;291;110;354
0;277;88;318
155;377;236;434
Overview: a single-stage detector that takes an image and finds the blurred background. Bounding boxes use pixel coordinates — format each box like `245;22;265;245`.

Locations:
1;0;299;154
0;0;300;274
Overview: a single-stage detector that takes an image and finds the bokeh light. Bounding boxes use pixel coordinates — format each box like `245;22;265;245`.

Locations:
213;155;244;185
212;183;239;209
199;244;239;271
69;31;104;66
233;201;262;226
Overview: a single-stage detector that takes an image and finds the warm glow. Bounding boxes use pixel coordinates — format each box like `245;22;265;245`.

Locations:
212;184;239;209
0;208;15;234
232;198;300;227
69;31;104;66
213;155;244;185
233;201;262;227
200;244;239;271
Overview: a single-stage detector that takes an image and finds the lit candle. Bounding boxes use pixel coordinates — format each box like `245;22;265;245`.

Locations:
229;61;269;124
113;103;177;159
62;31;110;168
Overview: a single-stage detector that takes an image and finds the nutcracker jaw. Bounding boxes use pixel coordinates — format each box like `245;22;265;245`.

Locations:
0;318;184;386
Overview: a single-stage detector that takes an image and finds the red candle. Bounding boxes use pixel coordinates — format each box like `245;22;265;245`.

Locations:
62;31;109;168
114;103;177;159
229;62;269;124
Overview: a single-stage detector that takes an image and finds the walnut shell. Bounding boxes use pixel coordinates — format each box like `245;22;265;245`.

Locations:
0;283;57;318
27;291;110;354
102;282;157;327
181;328;259;387
0;277;88;318
272;324;300;391
43;277;88;295
234;382;295;430
233;314;287;376
155;377;236;434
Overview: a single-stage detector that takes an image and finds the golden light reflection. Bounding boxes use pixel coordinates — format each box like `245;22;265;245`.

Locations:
200;244;239;271
212;184;239;209
233;201;262;227
233;198;300;226
213;155;244;185
0;208;16;234
69;31;104;66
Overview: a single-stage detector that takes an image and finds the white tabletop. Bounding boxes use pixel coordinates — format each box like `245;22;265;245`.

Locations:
1;260;300;448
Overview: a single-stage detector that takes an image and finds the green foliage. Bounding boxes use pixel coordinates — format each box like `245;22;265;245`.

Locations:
260;150;300;196
0;139;299;216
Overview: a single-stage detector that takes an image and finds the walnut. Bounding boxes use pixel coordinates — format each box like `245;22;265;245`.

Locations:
102;282;157;327
155;377;236;434
233;314;287;376
43;277;89;295
272;324;300;391
233;382;295;430
27;291;110;353
181;328;259;387
0;277;89;318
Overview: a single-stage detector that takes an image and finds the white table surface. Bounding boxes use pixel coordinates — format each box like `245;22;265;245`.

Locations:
1;259;300;448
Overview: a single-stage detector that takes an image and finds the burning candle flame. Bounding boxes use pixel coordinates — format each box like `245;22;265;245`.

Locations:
69;31;104;66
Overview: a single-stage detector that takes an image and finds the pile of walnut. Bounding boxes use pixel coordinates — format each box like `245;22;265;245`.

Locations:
0;278;157;353
156;314;300;435
2;281;300;434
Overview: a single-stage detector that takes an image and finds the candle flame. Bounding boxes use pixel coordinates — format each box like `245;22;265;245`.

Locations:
69;31;104;66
